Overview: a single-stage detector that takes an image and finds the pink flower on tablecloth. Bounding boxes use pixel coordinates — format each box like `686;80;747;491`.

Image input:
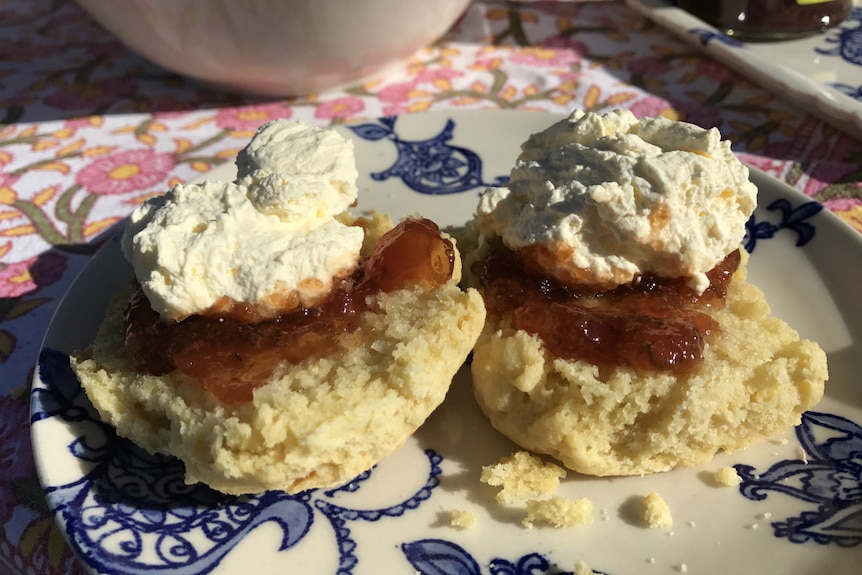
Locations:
541;37;589;58
0;259;36;298
802;162;860;198
628;96;673;119
377;80;419;103
414;67;463;84
821;196;862;211
509;46;581;68
381;104;412;116
75;148;175;196
0;252;66;298
737;153;786;178
42;78;137;111
626;56;672;77
214;104;292;132
695;59;737;83
314;96;365;120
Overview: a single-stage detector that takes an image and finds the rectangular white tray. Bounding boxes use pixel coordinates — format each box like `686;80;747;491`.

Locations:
625;0;862;140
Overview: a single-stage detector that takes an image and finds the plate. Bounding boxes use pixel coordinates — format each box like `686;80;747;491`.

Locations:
31;110;862;575
625;0;862;140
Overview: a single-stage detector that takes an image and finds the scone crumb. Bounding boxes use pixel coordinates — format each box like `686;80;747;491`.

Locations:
449;509;478;530
522;496;593;528
480;451;566;505
678;563;688;573
714;466;742;487
643;492;673;528
574;559;598;575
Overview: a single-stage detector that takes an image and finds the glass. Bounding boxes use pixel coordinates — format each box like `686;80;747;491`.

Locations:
677;0;853;41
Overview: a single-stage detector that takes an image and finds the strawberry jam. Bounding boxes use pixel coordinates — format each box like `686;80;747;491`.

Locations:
475;244;740;375
123;217;455;405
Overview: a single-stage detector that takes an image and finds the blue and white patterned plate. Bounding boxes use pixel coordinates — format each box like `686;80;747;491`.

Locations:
31;111;862;575
625;0;862;140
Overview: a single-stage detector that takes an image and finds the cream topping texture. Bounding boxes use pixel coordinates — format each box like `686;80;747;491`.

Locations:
477;109;757;292
122;119;363;321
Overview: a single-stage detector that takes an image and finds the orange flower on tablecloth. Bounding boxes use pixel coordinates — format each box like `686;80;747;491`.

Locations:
63;116;104;130
414;67;464;91
0;260;34;298
508;46;582;67
471;57;504;71
833;202;862;234
628;96;674;120
0;172;19;200
314;96;365;121
75;149;175;196
0;252;66;299
215;104;292;135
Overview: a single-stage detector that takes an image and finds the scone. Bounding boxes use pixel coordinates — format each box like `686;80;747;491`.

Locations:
464;110;827;476
71;120;485;495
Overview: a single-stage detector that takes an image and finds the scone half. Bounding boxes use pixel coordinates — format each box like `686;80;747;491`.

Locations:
470;251;827;476
71;214;485;495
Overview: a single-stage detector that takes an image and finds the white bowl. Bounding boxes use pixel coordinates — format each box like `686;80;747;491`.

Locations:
75;0;472;96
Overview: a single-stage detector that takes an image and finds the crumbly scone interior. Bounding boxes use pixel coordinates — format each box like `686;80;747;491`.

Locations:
470;252;828;476
71;212;485;495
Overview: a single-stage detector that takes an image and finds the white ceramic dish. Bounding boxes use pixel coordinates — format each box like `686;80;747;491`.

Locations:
625;0;862;140
73;0;471;97
31;110;862;575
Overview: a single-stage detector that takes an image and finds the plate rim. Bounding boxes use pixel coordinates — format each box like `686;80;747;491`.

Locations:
29;108;862;575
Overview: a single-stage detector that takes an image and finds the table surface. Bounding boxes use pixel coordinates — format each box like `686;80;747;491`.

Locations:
2;1;861;574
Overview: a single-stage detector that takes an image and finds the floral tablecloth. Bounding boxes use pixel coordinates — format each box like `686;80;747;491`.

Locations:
2;0;861;573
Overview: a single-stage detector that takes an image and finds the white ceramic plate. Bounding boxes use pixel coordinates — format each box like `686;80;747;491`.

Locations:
31;110;862;575
625;0;862;140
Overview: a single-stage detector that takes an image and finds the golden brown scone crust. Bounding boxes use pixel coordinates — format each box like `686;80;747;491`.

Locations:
470;253;827;476
71;214;485;495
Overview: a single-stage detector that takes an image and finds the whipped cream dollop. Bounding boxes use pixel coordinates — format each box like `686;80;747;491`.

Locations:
477;109;757;292
122;119;364;321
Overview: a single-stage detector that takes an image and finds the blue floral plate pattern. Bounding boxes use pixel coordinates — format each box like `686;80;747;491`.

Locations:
31;111;862;574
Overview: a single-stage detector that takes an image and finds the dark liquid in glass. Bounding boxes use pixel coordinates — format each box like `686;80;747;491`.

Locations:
678;0;852;41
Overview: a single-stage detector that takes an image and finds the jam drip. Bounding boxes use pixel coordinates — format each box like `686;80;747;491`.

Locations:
475;245;740;375
124;217;455;405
